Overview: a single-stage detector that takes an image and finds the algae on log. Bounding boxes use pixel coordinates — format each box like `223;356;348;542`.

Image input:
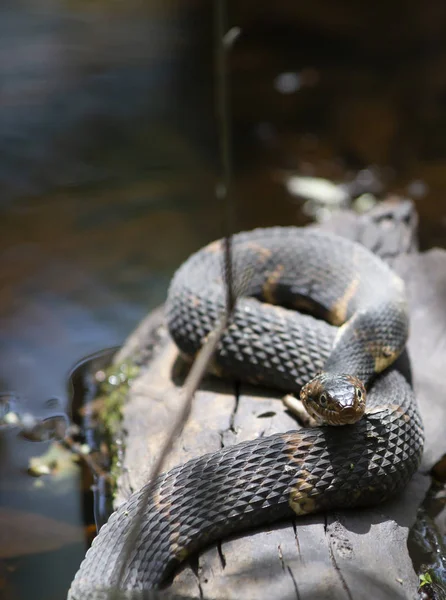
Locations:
98;200;446;599
96;360;139;489
99;362;140;436
95;307;165;491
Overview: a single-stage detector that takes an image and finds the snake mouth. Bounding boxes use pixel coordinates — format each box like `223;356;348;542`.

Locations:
338;406;360;424
319;405;364;426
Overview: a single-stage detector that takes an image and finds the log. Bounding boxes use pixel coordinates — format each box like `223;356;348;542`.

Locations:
111;199;446;600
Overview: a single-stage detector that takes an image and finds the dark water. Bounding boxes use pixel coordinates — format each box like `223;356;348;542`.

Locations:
1;1;446;598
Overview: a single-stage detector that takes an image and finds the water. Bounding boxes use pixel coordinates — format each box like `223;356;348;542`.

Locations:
1;1;446;598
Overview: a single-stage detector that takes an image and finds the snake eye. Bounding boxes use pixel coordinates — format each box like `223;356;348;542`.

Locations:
319;393;328;406
356;387;363;401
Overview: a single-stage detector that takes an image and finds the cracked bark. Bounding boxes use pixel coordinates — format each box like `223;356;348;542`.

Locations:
189;554;204;600
113;200;446;599
287;566;300;600
217;542;226;570
325;515;354;600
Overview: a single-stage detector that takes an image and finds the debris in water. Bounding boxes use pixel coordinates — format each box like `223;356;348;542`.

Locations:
285;175;350;207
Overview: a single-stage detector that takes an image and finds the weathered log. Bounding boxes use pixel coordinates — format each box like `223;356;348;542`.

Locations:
112;200;446;600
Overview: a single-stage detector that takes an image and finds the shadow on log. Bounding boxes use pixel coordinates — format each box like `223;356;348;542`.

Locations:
111;199;446;600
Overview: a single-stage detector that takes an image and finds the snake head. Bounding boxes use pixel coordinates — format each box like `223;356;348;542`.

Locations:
300;373;366;425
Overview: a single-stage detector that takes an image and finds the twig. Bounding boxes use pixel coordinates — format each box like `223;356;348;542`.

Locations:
62;433;111;482
110;1;239;595
111;313;231;592
215;0;240;312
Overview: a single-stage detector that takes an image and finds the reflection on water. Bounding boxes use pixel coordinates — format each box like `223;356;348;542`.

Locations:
1;1;446;598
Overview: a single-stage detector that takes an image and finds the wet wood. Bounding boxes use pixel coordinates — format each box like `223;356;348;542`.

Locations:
113;199;446;600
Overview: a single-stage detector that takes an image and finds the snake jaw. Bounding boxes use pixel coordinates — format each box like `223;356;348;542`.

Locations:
300;373;366;426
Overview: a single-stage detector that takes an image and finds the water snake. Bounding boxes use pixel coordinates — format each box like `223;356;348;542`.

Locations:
68;227;424;598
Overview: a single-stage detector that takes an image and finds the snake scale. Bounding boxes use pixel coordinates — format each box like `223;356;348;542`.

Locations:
69;227;424;598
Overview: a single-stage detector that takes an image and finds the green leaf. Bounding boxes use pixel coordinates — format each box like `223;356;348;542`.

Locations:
419;572;432;587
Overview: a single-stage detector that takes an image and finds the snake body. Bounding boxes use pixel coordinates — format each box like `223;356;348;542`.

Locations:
69;227;424;598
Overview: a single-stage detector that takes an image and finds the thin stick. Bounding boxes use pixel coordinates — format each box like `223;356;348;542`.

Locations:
62;434;111;482
215;0;240;311
110;1;239;594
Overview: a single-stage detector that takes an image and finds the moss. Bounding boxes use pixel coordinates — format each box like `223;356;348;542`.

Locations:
419;572;432;587
96;359;140;491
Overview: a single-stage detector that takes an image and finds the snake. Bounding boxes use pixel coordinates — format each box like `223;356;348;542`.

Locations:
68;227;424;598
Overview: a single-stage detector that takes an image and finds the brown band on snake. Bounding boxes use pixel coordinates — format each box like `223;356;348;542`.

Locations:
329;276;360;326
262;263;285;304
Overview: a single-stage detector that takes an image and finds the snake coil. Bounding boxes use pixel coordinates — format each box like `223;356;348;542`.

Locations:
69;227;424;598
